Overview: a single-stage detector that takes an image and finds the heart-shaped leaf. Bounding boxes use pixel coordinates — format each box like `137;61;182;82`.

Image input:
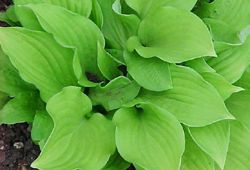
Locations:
32;86;116;170
127;6;216;63
113;103;185;170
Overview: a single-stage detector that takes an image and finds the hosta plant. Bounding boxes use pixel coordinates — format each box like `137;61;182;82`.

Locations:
1;0;250;169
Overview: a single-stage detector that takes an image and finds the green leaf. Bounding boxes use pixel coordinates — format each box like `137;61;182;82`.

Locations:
0;27;77;102
97;43;121;80
14;0;92;17
207;37;250;83
90;0;103;28
235;66;250;90
223;90;250;170
138;65;234;127
32;86;116;170
113;103;185;170
124;51;172;91
98;0;140;49
226;90;250;130
31;110;53;149
127;6;216;63
125;0;197;18
0;91;41;124
184;58;215;74
102;151;130;170
189;121;230;169
201;72;243;100
195;0;250;34
0;48;34;97
89;76;140;111
25;3;105;79
224;121;250;170
181;131;215;170
0;92;9;110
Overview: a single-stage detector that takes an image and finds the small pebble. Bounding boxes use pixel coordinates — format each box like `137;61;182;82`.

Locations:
13;142;24;149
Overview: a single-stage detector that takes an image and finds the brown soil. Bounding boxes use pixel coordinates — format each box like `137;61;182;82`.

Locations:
0;124;40;170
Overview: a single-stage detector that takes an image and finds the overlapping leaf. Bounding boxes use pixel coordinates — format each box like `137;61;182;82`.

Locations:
0;27;77;102
32;86;116;170
138;65;233;127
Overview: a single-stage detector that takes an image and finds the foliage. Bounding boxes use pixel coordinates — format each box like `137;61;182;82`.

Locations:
0;0;250;169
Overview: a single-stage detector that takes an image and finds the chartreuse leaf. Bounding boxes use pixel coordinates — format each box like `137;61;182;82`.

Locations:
125;0;197;18
195;0;250;34
0;48;34;97
0;91;41;124
235;66;250;90
14;0;92;17
113;103;185;170
201;72;243;100
0;28;77;102
25;3;105;79
207;37;250;83
32;86;116;170
224;121;250;170
89;76;140;111
98;0;140;49
102;151;130;170
0;92;9;110
189;121;230;169
97;43;121;80
90;0;103;28
223;91;250;170
138;65;234;127
181;131;215;170
184;58;215;73
226;91;250;130
127;6;216;63
31;110;53;149
124;51;172;91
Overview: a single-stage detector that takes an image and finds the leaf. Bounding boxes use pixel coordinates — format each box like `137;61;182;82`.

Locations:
97;43;121;80
235;66;250;90
184;58;215;74
189;121;230;169
0;92;9;110
207;37;250;83
14;0;92;17
0;91;41;124
125;0;197;18
32;86;116;170
98;0;140;49
0;28;77;102
201;72;243;100
90;0;103;28
113;103;185;170
25;3;105;79
124;51;172;91
102;151;130;170
31;110;53;149
181;131;215;170
226;90;250;130
138;65;234;127
195;0;250;34
224;121;250;170
127;6;216;63
0;48;34;97
89;76;140;111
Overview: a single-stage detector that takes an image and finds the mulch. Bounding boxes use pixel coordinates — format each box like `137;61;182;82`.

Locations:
0;124;40;170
